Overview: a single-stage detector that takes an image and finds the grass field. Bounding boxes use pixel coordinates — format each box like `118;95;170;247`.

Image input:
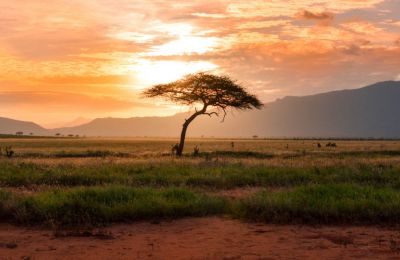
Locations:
1;137;400;227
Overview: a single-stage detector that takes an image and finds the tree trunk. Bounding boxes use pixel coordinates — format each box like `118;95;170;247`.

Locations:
176;123;189;156
176;105;207;156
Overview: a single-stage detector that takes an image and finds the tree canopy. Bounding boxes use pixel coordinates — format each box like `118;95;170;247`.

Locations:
143;73;262;119
142;73;263;155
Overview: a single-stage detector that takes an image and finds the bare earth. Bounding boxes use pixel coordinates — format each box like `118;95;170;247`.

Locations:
1;217;400;260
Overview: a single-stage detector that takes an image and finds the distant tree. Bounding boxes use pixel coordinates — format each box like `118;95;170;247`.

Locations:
55;133;61;137
143;73;263;156
16;131;23;136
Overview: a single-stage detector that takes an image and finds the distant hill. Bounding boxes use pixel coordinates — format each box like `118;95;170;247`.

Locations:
0;117;48;136
45;117;91;129
1;81;400;138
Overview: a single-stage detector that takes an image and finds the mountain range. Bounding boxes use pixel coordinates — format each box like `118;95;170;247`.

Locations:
1;81;399;138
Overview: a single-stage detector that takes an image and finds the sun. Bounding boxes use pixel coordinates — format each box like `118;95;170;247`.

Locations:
123;23;220;88
149;36;218;56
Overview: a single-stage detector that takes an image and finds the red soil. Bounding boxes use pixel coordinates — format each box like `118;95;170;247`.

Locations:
1;217;400;259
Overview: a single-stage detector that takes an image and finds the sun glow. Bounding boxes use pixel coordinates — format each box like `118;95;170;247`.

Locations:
147;23;219;56
149;36;218;56
131;60;218;88
120;23;220;88
2;0;399;125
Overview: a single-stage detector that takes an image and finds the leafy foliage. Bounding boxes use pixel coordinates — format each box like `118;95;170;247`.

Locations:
143;73;262;155
143;73;262;115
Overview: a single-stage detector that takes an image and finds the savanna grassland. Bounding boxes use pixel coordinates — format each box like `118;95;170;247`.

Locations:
1;137;400;228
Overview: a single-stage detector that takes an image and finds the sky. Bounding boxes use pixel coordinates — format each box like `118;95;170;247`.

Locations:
0;0;399;127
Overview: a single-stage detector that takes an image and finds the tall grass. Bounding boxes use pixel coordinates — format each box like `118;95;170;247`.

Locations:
1;161;399;189
236;184;400;224
0;187;226;226
1;139;400;226
3;185;400;226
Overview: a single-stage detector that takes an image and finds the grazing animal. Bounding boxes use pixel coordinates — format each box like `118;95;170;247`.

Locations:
171;143;179;155
326;142;337;148
193;145;200;156
5;146;14;158
317;143;322;148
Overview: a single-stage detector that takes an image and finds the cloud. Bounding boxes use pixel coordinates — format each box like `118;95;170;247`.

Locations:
0;0;398;125
33;75;133;85
0;91;148;112
297;10;335;20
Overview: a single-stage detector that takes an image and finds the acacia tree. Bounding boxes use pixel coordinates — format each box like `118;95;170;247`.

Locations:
142;73;263;156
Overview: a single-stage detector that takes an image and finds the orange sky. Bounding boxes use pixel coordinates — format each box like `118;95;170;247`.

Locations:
0;0;399;127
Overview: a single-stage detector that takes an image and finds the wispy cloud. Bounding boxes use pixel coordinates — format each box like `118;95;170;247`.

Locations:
296;10;334;20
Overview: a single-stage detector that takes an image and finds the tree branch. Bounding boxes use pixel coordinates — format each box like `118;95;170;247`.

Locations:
220;107;227;122
203;111;218;117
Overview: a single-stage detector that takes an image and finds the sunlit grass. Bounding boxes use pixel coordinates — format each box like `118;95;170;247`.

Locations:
1;138;400;226
0;160;399;189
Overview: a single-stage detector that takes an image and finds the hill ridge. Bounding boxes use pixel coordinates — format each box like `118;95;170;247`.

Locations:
1;81;399;138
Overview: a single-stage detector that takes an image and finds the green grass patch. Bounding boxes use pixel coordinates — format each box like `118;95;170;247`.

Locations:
1;161;400;189
0;190;14;220
0;186;226;226
14;150;130;158
235;184;400;224
4;184;400;226
331;150;400;158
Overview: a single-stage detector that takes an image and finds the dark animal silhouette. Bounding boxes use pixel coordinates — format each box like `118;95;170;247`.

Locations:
171;143;179;155
326;142;337;147
193;145;200;156
5;146;14;158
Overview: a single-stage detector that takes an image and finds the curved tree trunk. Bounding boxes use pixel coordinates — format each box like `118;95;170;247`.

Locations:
176;123;189;156
176;105;207;156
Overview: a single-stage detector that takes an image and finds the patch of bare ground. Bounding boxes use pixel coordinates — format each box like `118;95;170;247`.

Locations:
2;186;282;198
1;217;400;259
207;187;263;199
206;187;294;200
1;185;64;195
